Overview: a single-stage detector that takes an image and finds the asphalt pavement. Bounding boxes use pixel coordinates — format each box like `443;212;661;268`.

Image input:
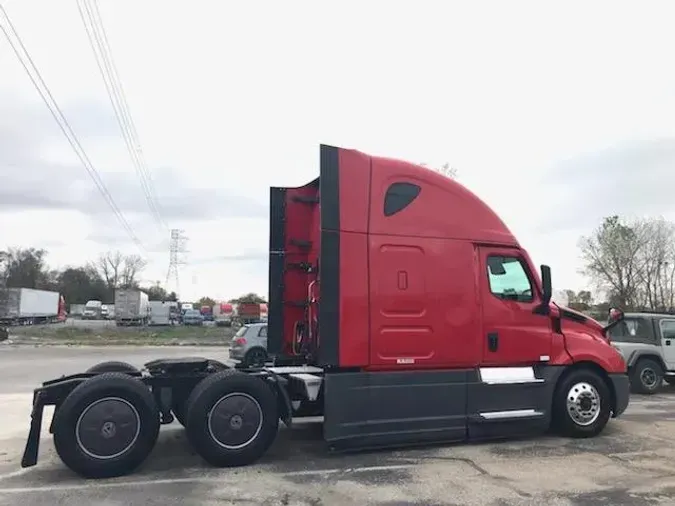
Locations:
2;346;675;505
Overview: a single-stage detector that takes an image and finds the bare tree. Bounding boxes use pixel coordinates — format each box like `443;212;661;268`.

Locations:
90;251;123;290
91;251;146;290
120;254;147;288
420;162;458;179
579;215;675;311
635;218;675;310
579;216;650;309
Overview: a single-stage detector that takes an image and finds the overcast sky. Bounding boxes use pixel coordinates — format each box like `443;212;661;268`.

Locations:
1;0;675;303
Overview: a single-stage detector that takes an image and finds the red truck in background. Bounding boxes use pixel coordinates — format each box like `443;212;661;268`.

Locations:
213;302;234;326
235;302;261;325
21;144;629;480
199;305;213;321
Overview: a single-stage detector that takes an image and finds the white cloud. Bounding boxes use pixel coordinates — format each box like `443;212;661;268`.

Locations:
2;0;675;301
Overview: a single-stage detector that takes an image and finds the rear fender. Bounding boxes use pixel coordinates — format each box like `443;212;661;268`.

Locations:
626;350;666;370
265;374;293;428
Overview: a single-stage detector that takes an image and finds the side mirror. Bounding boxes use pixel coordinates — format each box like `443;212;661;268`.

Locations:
540;264;552;305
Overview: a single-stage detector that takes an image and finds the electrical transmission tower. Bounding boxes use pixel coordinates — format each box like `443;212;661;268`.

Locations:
166;229;187;295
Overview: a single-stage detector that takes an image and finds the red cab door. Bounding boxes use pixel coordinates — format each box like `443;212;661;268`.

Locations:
478;246;552;366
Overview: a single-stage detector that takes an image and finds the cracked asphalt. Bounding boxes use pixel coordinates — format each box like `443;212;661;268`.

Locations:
2;346;675;505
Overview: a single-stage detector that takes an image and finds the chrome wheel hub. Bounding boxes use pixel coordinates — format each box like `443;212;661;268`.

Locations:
566;382;600;426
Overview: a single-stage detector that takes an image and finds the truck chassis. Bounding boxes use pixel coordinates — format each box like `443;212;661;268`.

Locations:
115;317;148;327
21;356;629;479
21;357;322;478
0;315;64;326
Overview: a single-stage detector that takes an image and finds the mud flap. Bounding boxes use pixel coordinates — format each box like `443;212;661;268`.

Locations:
21;391;46;468
268;375;293;428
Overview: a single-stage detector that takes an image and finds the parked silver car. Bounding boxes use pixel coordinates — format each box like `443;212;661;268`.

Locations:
182;309;204;326
228;322;268;367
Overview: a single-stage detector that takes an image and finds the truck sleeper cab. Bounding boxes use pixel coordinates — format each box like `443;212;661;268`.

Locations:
20;144;630;479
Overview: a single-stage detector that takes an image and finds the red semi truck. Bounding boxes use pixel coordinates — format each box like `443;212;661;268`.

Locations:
235;302;261;324
21;144;629;479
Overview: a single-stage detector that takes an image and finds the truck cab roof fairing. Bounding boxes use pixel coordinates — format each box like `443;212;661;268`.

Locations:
367;154;518;246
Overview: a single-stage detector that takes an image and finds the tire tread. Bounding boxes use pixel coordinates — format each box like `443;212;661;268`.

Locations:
185;370;278;467
553;368;612;439
52;372;159;478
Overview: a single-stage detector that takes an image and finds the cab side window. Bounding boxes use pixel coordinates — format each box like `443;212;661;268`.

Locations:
660;320;675;340
258;326;268;337
487;256;533;303
609;317;654;343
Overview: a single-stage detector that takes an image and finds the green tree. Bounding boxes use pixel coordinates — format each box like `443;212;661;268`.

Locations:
229;292;266;304
141;283;178;302
197;296;216;307
57;267;107;304
3;247;49;289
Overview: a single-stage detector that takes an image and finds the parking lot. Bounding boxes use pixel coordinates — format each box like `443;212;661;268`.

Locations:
2;346;675;505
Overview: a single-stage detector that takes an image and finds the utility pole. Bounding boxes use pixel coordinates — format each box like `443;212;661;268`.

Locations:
166;229;187;296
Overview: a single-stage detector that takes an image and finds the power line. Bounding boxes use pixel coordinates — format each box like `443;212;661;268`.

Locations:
0;4;146;253
77;0;167;232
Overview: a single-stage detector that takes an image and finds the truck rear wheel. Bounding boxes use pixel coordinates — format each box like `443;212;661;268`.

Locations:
630;358;663;394
184;370;278;467
552;369;611;438
52;372;160;478
86;361;140;374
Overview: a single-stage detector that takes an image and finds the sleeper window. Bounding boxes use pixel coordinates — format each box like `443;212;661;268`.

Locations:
487;256;533;303
383;182;421;216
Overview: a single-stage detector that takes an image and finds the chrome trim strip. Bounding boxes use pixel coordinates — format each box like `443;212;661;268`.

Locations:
480;409;543;420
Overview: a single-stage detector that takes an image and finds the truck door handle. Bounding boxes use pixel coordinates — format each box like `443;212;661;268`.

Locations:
667;340;671;346
488;332;499;352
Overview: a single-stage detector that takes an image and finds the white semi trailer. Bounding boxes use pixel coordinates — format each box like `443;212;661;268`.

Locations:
114;289;149;326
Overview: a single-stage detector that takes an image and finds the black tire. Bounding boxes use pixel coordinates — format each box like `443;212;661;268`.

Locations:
86;361;140;374
552;368;611;438
184;370;278;467
172;362;229;427
52;372;160;478
631;358;663;394
241;347;268;368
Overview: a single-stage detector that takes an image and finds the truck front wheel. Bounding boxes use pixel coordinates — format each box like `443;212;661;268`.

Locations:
52;373;160;478
552;369;611;438
184;370;278;467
